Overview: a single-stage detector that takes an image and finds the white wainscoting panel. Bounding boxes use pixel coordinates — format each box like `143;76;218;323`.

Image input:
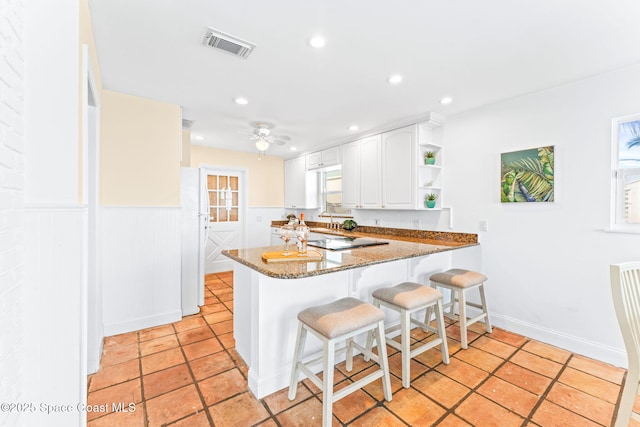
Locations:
102;207;182;336
24;206;86;427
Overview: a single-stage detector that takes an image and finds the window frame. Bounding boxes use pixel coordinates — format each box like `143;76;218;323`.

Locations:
610;113;640;233
319;165;352;217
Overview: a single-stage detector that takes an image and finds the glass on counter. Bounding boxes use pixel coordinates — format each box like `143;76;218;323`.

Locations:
280;222;295;256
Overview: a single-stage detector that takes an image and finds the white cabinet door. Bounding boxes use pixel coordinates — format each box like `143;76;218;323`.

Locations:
284;156;319;208
320;146;340;167
341;141;361;208
306;151;323;170
284;156;306;208
360;134;382;209
382;126;416;209
306;146;341;170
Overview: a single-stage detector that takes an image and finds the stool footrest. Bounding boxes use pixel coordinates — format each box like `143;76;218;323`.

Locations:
298;362;323;391
333;370;384;402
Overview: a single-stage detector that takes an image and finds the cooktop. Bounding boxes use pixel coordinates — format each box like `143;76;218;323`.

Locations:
307;237;389;251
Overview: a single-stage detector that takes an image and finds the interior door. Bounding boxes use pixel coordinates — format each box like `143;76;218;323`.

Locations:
202;169;245;273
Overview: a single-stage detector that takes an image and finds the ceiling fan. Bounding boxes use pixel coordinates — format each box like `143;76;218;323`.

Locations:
241;122;291;153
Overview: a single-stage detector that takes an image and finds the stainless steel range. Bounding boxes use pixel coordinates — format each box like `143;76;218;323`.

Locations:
307;237;389;251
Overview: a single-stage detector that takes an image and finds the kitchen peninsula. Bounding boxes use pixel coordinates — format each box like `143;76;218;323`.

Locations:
223;226;479;399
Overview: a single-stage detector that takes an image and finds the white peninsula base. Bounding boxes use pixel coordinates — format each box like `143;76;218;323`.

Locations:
232;246;480;399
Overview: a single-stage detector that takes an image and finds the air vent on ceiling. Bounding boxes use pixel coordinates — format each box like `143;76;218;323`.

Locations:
202;27;255;59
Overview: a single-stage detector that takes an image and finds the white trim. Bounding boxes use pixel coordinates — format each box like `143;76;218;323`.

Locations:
25;203;87;211
604;227;640;235
490;311;627;368
101;205;182;210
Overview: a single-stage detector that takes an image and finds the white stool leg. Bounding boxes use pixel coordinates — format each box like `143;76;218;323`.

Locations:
364;299;380;362
435;300;449;364
288;323;307;400
346;338;354;372
375;319;393;402
458;289;468;349
322;339;335;427
400;308;411;388
479;283;492;333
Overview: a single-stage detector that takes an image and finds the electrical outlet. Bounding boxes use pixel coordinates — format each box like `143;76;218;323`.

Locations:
374;219;380;226
479;219;489;231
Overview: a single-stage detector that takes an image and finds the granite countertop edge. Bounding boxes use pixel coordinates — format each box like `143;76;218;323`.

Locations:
224;221;479;279
223;242;478;279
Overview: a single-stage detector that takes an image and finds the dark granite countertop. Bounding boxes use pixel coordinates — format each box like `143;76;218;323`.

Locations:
222;223;478;279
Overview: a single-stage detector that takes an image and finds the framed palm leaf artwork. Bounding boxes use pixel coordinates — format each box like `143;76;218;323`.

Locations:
501;146;554;202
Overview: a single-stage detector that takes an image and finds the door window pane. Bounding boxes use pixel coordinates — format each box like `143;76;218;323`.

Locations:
207;173;241;223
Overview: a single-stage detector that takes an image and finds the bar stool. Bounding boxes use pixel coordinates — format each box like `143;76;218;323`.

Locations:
288;297;392;427
368;282;449;388
429;268;492;349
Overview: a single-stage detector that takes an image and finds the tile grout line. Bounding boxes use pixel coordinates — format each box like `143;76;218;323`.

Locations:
168;311;216;427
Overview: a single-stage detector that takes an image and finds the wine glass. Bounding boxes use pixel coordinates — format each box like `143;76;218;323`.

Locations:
280;224;295;256
296;223;309;256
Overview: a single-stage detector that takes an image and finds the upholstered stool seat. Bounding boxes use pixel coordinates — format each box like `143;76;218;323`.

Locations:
289;297;392;427
429;268;492;348
368;282;449;388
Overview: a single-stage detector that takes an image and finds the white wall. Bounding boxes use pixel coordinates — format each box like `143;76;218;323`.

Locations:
444;64;640;367
0;0;26;425
23;1;87;426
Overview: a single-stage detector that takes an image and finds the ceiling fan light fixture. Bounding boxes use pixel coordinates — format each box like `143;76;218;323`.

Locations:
255;139;269;152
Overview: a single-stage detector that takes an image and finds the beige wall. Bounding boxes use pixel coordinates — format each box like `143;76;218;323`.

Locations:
101;90;182;206
191;146;284;207
181;128;191;167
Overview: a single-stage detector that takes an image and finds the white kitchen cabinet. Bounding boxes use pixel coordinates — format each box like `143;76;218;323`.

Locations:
381;125;417;209
306;146;341;170
284;156;319;209
340;141;360;208
341;135;382;209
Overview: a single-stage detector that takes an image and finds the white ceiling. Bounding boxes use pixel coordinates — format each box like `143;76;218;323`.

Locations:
88;0;640;157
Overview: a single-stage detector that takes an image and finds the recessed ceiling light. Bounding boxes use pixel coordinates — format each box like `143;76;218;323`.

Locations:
290;146;298;151
309;35;326;48
234;97;249;105
348;125;359;131
388;74;403;84
440;97;453;105
192;135;206;141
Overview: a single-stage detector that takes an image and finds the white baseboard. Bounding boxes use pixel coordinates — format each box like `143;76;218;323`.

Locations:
104;310;182;337
490;312;627;368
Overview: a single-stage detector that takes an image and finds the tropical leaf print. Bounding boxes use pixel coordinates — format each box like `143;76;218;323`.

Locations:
501;146;554;202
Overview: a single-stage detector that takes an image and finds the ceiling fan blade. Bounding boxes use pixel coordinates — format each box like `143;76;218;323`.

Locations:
272;140;287;146
271;134;291;141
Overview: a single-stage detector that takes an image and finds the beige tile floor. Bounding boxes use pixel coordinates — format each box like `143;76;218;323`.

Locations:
87;272;637;426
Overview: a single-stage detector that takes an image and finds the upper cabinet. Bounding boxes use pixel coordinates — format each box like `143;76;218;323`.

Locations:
306;146;341;170
284;156;319;209
340;112;445;211
341;135;382;209
381;126;417;209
